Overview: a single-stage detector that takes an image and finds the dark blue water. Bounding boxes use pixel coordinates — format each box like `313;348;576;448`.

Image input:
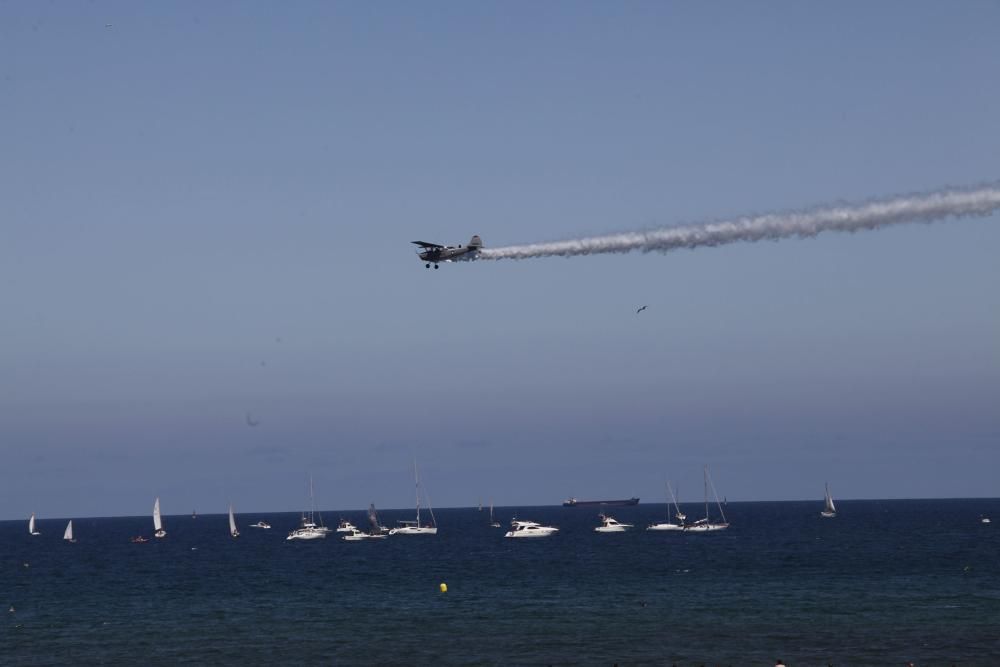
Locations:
3;499;999;665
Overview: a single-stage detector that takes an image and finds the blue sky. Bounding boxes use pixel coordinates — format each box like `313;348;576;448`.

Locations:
2;2;998;520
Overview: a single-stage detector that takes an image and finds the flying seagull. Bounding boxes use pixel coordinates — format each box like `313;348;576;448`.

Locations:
636;305;648;314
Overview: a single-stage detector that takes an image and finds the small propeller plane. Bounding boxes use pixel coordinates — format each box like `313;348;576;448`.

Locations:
411;235;483;269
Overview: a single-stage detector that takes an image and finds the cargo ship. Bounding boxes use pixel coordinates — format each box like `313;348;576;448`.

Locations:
562;497;639;507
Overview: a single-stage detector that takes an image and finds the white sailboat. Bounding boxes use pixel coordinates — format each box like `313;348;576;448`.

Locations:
821;483;837;518
389;461;438;535
490;501;501;528
648;480;686;531
28;513;40;536
287;475;328;541
63;520;76;543
153;497;166;538
228;504;240;538
684;466;729;532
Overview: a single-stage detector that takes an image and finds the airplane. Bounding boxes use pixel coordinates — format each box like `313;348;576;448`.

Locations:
411;235;483;269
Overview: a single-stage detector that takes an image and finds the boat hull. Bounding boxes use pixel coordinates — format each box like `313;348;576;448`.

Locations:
388;526;438;535
647;523;684;531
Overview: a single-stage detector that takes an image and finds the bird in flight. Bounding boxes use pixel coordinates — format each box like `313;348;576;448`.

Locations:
246;412;260;427
636;305;648;314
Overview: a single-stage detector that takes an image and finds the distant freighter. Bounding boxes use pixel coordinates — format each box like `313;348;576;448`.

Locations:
563;497;639;508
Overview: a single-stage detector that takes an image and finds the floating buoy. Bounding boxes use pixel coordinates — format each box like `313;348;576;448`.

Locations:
439;582;447;593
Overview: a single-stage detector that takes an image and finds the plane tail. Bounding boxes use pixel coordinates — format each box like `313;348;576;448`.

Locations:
469;235;483;249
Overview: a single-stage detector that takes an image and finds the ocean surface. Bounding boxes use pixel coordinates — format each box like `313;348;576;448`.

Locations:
2;499;999;666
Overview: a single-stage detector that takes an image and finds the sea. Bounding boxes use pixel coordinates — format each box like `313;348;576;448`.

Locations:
2;499;999;666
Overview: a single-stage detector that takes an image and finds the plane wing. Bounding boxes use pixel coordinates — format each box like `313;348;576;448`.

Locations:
411;241;445;249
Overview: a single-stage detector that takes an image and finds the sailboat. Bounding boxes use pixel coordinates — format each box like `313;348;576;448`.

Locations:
228;504;240;538
648;481;686;531
28;513;40;536
490;501;501;528
389;461;438;535
287;475;328;541
153;497;167;538
344;503;388;540
821;483;837;518
684;466;729;532
63;520;76;543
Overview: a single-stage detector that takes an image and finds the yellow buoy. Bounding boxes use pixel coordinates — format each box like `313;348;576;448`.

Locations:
439;582;448;593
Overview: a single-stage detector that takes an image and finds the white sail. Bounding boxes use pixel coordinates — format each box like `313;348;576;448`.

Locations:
822;483;837;517
229;504;239;537
29;513;39;535
153;497;166;537
64;520;74;541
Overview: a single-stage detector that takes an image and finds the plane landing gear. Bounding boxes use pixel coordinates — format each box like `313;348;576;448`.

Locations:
424;263;440;269
434;264;439;269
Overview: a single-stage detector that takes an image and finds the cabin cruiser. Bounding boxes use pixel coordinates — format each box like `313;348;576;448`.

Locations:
250;521;272;529
342;527;388;541
336;520;358;533
389;520;438;535
130;535;149;543
504;519;558;538
594;514;633;533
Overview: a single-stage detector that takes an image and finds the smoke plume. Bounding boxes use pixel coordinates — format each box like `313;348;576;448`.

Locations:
477;182;1000;261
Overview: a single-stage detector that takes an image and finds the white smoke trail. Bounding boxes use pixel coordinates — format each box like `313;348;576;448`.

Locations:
477;182;1000;261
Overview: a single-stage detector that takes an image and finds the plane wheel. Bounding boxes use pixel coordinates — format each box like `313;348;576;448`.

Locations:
425;264;430;269
434;264;439;269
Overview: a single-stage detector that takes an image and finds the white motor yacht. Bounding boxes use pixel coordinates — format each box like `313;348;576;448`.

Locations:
594;514;633;533
342;527;387;541
250;521;272;529
336;520;358;533
504;520;558;538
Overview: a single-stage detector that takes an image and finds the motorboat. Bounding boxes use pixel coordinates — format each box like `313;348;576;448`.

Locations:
336;520;358;533
982;516;992;524
344;504;389;540
594;514;633;533
342;527;387;541
130;535;148;543
504;519;558;538
250;521;272;529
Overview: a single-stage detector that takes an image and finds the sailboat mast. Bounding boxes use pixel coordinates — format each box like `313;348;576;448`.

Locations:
309;474;315;523
704;466;709;522
414;460;421;526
